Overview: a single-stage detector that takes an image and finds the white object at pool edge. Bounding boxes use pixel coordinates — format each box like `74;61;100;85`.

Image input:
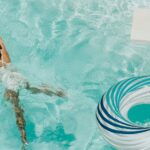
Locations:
131;8;150;42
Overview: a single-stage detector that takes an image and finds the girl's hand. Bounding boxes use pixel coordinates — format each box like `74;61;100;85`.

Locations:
0;38;3;49
56;90;66;98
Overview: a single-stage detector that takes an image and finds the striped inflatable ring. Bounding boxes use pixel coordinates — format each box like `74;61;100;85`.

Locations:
96;76;150;150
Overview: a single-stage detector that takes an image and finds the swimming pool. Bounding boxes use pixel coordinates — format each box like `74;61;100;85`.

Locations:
0;0;150;149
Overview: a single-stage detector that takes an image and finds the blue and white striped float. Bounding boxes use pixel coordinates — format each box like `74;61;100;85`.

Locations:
96;76;150;150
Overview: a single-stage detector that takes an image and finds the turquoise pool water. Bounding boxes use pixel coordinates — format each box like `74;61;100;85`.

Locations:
0;0;150;150
128;104;150;124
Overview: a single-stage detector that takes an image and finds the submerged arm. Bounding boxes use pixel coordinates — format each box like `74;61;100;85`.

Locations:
26;83;66;98
4;89;27;144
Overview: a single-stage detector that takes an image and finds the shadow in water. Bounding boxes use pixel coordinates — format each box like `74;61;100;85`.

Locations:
40;123;76;148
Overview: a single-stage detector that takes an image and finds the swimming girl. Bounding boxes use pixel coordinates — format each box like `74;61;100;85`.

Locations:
0;38;65;144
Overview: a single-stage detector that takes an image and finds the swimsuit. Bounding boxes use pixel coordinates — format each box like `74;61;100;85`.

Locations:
0;64;28;92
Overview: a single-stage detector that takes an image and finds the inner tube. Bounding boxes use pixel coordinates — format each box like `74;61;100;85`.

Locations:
96;76;150;150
